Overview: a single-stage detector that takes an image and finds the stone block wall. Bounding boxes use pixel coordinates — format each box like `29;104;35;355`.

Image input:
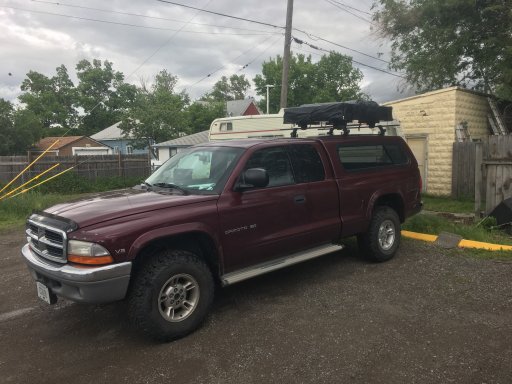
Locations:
384;87;491;196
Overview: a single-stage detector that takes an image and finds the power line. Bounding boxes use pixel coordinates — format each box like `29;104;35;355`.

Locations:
292;36;405;78
157;0;284;30
237;34;283;73
293;29;389;64
186;34;283;91
2;6;277;36
155;1;388;68
324;0;374;24
29;0;279;35
328;0;372;16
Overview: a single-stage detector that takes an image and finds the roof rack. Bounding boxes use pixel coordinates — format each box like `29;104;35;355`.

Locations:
283;101;393;137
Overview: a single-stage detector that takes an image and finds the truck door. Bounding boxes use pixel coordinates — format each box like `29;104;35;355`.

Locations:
287;143;341;245
217;146;311;272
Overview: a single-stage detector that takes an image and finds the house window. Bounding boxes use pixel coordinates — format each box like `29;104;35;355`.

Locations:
220;122;233;132
114;146;119;154
126;145;133;154
169;148;178;158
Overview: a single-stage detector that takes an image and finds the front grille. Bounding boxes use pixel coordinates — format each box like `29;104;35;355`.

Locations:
26;218;67;264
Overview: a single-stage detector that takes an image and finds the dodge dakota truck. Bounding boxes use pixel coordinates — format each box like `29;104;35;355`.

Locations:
21;101;422;341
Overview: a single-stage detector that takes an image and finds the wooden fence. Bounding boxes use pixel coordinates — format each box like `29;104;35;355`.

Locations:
0;154;151;186
453;136;512;214
452;141;477;199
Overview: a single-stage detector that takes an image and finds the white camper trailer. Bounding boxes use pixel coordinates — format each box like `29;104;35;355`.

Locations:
209;108;403;141
208;110;315;141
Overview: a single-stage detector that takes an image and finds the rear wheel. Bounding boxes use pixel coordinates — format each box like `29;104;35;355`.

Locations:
128;249;214;341
358;206;401;262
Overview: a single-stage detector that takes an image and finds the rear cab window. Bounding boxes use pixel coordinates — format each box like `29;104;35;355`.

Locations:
337;143;409;171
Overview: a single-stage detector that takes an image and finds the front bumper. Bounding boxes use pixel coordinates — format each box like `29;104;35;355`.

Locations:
21;243;132;304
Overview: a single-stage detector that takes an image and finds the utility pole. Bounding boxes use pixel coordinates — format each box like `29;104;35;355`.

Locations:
265;84;274;114
280;0;294;109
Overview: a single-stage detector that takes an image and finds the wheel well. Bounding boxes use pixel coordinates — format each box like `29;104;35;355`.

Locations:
132;232;220;279
373;194;405;222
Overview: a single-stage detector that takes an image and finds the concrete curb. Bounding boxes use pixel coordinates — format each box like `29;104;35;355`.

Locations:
401;230;512;251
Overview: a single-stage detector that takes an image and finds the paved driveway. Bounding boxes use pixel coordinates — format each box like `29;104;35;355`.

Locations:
1;230;511;383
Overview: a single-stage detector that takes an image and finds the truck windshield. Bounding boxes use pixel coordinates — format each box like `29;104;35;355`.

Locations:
146;146;243;194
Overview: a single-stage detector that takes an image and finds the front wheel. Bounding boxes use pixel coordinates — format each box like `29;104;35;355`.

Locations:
128;249;214;341
358;206;401;262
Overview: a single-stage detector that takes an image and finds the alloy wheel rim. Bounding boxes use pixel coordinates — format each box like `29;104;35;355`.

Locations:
158;273;199;322
378;219;395;251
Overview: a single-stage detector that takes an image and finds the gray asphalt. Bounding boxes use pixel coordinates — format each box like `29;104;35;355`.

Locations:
1;229;512;384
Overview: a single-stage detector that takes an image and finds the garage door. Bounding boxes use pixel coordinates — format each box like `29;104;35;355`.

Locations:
406;137;427;192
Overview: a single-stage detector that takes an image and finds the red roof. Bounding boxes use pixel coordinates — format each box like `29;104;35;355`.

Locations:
35;136;85;150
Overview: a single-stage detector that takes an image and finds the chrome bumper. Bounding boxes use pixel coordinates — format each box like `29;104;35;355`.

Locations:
21;243;132;304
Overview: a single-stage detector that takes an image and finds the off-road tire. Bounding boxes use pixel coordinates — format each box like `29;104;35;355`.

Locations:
358;206;401;262
128;249;214;341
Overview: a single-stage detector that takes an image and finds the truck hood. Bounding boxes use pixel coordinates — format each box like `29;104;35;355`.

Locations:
44;188;218;228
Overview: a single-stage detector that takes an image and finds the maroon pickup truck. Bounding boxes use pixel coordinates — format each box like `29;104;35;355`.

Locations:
21;103;422;341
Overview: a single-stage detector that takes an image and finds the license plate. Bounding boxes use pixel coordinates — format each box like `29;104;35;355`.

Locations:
36;282;52;304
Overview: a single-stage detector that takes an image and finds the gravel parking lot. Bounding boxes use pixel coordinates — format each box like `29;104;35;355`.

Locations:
1;229;511;384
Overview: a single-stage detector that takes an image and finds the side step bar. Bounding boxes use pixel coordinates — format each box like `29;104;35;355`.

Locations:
221;243;344;286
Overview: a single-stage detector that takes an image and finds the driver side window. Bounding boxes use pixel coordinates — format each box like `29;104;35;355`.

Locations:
244;147;295;187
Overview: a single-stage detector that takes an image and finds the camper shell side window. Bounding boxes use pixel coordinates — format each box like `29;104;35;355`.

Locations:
220;122;233;132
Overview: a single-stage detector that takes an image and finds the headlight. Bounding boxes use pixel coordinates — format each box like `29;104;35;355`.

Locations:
67;240;113;265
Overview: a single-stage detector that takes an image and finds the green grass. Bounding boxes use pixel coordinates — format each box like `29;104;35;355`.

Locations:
422;194;474;213
0;174;144;231
403;212;512;246
0;192;81;231
408;194;512;251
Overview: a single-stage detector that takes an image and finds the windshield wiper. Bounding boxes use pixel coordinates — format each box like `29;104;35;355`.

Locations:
152;182;189;195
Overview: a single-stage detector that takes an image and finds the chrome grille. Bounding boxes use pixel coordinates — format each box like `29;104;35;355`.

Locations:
26;218;67;263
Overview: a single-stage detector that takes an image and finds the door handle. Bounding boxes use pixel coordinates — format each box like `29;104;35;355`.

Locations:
294;195;306;204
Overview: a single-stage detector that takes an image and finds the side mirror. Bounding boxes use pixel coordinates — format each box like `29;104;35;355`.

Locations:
236;168;269;191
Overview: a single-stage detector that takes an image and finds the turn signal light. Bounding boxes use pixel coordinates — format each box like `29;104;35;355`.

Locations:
68;254;114;265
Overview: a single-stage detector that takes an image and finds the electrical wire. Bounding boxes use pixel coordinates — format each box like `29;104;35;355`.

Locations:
327;0;372;16
157;0;284;30
237;34;283;73
292;37;405;78
293;29;389;64
29;0;281;35
324;0;374;24
154;0;389;68
2;6;277;36
185;33;283;91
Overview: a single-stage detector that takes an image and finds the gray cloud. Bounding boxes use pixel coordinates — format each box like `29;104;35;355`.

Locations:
0;0;410;104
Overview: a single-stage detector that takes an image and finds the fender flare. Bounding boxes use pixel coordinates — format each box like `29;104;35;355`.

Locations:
127;223;222;262
365;189;405;222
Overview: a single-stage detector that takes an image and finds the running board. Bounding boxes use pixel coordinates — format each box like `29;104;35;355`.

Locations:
221;243;344;286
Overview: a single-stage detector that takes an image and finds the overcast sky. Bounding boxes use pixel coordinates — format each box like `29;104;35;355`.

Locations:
0;0;416;106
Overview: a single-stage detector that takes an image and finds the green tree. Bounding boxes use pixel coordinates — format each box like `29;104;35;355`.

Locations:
18;65;77;130
76;59;137;135
313;52;366;102
121;70;189;154
0;99;14;155
373;0;512;100
12;109;44;154
185;101;225;134
0;98;43;155
204;74;251;102
253;52;366;113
